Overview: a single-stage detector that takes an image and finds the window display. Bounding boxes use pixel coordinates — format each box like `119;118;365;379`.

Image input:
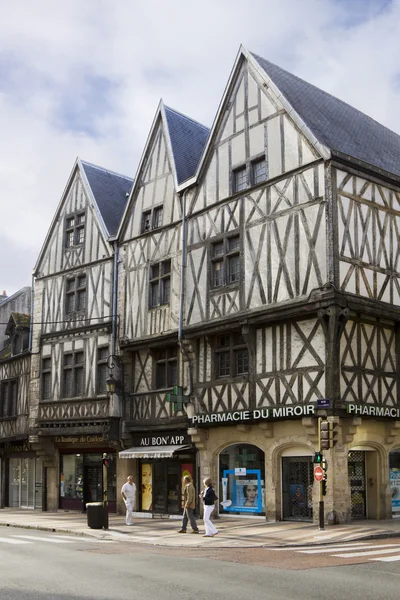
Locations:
219;444;265;515
389;450;400;516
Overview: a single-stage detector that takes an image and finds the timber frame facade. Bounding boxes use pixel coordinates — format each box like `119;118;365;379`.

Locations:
2;45;400;522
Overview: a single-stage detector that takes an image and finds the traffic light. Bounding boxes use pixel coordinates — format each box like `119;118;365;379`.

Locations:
322;476;327;496
102;454;110;468
320;420;338;450
313;452;323;464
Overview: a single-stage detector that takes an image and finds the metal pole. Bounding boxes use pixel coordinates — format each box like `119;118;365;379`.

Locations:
318;417;325;530
103;454;109;530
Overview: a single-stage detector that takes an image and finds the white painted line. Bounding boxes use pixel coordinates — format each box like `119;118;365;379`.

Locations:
50;535;115;543
370;555;400;563
0;537;32;545
298;545;381;554
333;547;400;558
274;542;368;551
12;535;74;543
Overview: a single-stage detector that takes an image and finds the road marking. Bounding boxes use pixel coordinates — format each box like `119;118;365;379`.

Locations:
370;555;400;562
275;542;369;551
0;537;32;545
12;535;75;543
333;547;400;558
50;535;115;543
299;544;399;555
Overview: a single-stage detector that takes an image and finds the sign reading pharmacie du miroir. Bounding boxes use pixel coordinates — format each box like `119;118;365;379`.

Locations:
190;403;316;426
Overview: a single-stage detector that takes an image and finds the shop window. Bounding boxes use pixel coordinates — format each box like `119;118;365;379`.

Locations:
154;347;178;388
149;260;171;307
215;333;248;378
0;379;17;418
389;450;400;517
211;235;240;288
97;347;109;394
65;274;86;314
63;351;84;398
65;211;85;248
219;444;265;516
41;357;52;400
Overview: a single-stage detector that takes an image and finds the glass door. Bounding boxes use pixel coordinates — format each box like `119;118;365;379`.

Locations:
282;456;313;521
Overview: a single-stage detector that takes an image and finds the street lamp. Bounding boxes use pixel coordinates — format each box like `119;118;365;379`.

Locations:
106;354;122;395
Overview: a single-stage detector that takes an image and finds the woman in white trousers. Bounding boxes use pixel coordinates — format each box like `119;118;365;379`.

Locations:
201;477;219;537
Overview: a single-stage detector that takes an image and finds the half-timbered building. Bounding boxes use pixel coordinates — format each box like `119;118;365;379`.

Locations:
118;46;400;524
29;159;132;512
117;102;209;515
0;287;35;508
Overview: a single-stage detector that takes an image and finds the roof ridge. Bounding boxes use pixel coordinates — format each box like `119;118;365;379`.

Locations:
163;105;210;132
80;160;133;182
251;51;400;139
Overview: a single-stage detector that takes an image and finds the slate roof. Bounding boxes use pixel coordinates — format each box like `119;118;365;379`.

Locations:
252;52;400;179
164;106;209;184
81;161;133;236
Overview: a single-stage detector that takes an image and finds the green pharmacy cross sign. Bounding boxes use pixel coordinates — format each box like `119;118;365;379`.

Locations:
166;386;190;412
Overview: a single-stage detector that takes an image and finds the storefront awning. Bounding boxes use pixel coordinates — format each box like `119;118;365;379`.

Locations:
119;444;191;459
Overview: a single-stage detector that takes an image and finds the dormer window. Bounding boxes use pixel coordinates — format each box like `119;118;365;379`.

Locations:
65;211;85;248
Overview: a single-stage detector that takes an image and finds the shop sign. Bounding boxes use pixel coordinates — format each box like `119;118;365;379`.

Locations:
133;431;190;447
190;403;316;426
55;435;104;444
346;404;400;418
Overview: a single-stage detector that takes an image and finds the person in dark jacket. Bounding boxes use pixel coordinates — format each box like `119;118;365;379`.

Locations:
178;476;199;533
200;477;219;537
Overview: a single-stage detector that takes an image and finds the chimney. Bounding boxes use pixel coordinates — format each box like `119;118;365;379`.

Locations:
2;291;6;296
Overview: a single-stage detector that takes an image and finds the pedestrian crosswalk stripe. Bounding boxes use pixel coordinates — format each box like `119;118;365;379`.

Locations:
299;544;399;554
12;535;75;543
275;542;369;551
51;535;115;543
0;537;32;545
333;547;400;558
370;555;400;562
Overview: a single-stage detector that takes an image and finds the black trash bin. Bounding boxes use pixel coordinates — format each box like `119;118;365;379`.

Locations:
86;502;104;529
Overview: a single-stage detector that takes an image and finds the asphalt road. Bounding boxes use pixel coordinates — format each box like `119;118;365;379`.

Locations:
1;527;400;600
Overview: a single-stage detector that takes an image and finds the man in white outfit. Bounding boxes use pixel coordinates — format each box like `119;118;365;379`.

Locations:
121;475;136;525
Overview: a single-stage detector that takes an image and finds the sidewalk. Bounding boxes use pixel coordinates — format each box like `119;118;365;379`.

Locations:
1;508;400;547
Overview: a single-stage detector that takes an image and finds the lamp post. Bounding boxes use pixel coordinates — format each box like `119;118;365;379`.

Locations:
106;354;122;395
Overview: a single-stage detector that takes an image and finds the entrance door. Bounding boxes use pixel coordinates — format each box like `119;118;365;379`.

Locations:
348;451;366;519
282;457;313;521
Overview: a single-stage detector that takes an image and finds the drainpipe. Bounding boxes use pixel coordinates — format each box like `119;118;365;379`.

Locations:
178;189;193;395
29;274;34;351
111;241;119;356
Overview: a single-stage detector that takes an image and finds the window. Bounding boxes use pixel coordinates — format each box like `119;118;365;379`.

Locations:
154;347;178;388
0;379;17;418
65;274;86;314
211;235;240;288
42;357;52;400
149;260;171;307
97;347;109;394
252;157;267;185
215;333;248;378
141;205;164;233
233;156;267;194
234;167;247;193
63;351;84;398
65;212;85;247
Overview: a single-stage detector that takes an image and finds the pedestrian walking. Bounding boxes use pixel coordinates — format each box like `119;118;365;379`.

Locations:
200;477;219;537
121;475;136;525
178;475;199;534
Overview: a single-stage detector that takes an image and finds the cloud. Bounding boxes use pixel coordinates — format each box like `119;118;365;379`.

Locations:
1;0;400;295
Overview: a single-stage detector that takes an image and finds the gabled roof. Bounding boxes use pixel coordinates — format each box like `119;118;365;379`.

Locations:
251;52;400;179
163;106;209;185
80;161;133;236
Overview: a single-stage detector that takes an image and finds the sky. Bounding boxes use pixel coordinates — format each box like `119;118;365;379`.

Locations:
1;0;400;296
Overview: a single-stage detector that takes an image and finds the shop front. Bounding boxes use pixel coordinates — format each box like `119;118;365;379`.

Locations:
119;431;196;516
389;449;400;518
57;435;117;512
2;441;43;509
